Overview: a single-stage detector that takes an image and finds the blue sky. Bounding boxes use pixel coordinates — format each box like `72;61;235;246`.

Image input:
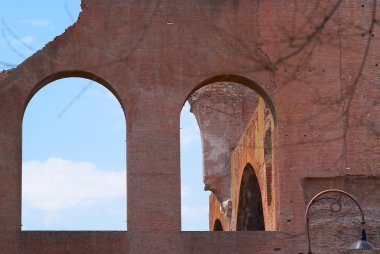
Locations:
1;0;209;231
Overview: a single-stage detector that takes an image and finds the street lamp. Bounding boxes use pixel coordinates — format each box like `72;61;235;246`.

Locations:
305;189;378;254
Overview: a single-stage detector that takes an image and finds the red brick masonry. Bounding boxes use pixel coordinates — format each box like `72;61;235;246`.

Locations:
0;0;379;253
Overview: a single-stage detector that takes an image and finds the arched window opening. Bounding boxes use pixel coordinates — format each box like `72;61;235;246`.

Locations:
213;219;223;231
237;164;265;231
22;77;126;231
181;79;275;231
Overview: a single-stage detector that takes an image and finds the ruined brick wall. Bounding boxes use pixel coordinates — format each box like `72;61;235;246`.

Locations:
209;193;229;231
0;0;379;253
228;98;277;231
188;83;258;213
256;0;380;240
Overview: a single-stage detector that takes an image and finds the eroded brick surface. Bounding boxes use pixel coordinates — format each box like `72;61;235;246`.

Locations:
188;83;258;207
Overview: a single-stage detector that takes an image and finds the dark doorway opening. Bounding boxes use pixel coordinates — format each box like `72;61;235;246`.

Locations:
213;219;223;231
237;164;265;231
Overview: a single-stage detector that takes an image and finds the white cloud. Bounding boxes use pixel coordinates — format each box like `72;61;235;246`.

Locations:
22;158;126;211
18;19;52;27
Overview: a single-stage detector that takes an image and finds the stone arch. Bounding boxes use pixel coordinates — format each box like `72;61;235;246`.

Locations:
22;70;125;119
185;74;277;127
237;163;265;231
213;219;223;231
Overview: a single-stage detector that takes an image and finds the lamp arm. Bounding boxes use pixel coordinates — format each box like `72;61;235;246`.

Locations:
305;189;365;254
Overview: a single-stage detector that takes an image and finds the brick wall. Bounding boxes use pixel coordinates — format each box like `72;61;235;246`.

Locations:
0;0;379;253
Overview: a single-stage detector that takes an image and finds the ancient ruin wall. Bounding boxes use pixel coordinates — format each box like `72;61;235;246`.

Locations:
209;193;229;231
0;0;379;253
228;98;277;231
188;83;258;211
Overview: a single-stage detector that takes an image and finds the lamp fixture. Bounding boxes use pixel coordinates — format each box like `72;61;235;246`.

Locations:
305;189;378;254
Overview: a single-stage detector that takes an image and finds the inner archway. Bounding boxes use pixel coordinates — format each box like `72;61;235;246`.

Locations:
237;164;265;231
213;219;223;231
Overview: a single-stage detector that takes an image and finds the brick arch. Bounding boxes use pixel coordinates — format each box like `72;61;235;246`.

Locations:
184;74;277;127
236;163;265;231
229;97;277;231
22;71;126;120
213;219;223;231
